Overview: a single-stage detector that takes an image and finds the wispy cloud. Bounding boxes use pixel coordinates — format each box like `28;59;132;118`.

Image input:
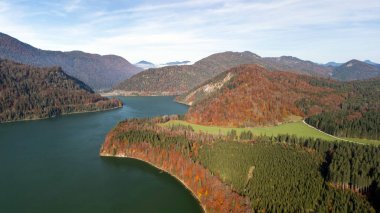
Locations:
0;0;379;63
63;0;82;13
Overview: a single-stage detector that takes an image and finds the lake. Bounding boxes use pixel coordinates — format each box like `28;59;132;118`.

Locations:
0;96;203;213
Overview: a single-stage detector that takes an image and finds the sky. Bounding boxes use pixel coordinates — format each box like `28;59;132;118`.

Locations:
0;0;379;64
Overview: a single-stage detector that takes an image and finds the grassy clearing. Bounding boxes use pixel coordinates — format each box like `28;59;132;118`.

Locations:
161;120;338;141
343;137;380;146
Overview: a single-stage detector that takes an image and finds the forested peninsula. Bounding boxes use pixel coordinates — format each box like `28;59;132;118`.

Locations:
101;116;380;212
0;59;122;123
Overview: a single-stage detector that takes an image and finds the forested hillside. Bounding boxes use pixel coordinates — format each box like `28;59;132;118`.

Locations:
180;64;380;141
0;59;122;122
0;32;142;90
115;51;332;95
183;64;344;127
306;78;380;140
115;65;198;95
101;116;379;212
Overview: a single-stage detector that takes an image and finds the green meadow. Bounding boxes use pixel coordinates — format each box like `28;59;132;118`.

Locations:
162;120;336;141
162;120;380;145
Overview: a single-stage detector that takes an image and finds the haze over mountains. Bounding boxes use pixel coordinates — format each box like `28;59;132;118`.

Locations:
1;32;379;96
134;60;192;70
115;51;334;95
115;51;380;96
332;60;380;81
0;32;142;90
324;60;380;68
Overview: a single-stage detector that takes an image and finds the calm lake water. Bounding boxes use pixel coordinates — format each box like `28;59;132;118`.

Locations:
0;96;203;213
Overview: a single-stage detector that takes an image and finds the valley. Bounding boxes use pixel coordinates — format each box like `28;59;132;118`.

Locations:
1;25;379;213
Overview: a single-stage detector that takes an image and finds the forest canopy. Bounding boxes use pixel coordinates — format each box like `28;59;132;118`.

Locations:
0;59;122;122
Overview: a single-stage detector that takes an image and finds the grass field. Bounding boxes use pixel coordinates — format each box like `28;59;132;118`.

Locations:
343;137;380;146
161;120;338;141
162;120;380;145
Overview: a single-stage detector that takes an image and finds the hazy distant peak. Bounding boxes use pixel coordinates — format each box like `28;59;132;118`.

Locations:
137;60;154;65
164;61;191;65
332;59;380;81
344;59;363;65
324;62;343;67
364;60;380;66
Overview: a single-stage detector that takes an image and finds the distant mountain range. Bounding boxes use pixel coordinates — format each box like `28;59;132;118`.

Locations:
0;59;121;122
324;62;343;67
332;60;380;81
0;32;142;90
2;31;379;93
134;60;192;70
364;60;380;67
115;51;333;95
323;60;379;68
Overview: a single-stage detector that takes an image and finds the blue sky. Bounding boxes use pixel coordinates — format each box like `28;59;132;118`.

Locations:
0;0;379;64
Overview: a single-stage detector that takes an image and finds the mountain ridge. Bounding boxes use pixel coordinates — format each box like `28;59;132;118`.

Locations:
0;32;142;90
114;51;333;95
332;59;380;81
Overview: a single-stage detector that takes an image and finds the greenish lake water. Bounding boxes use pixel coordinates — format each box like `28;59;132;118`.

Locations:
0;96;203;213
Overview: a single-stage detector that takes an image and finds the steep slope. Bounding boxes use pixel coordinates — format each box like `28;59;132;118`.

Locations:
0;59;122;122
0;32;142;90
184;64;344;127
332;60;380;81
114;51;332;95
114;65;197;95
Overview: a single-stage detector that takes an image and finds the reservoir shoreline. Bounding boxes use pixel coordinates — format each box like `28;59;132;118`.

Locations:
100;153;207;213
0;105;122;124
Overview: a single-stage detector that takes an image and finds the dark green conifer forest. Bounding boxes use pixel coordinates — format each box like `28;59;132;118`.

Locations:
102;117;380;212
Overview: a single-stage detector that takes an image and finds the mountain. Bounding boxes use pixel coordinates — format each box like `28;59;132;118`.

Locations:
0;32;142;90
0;59;122;122
364;60;380;67
113;65;196;95
114;51;332;95
183;64;342;127
181;63;380;139
135;60;156;70
332;59;380;81
324;62;343;67
263;56;332;76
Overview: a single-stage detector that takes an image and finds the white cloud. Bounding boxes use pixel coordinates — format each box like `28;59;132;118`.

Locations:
0;0;379;63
